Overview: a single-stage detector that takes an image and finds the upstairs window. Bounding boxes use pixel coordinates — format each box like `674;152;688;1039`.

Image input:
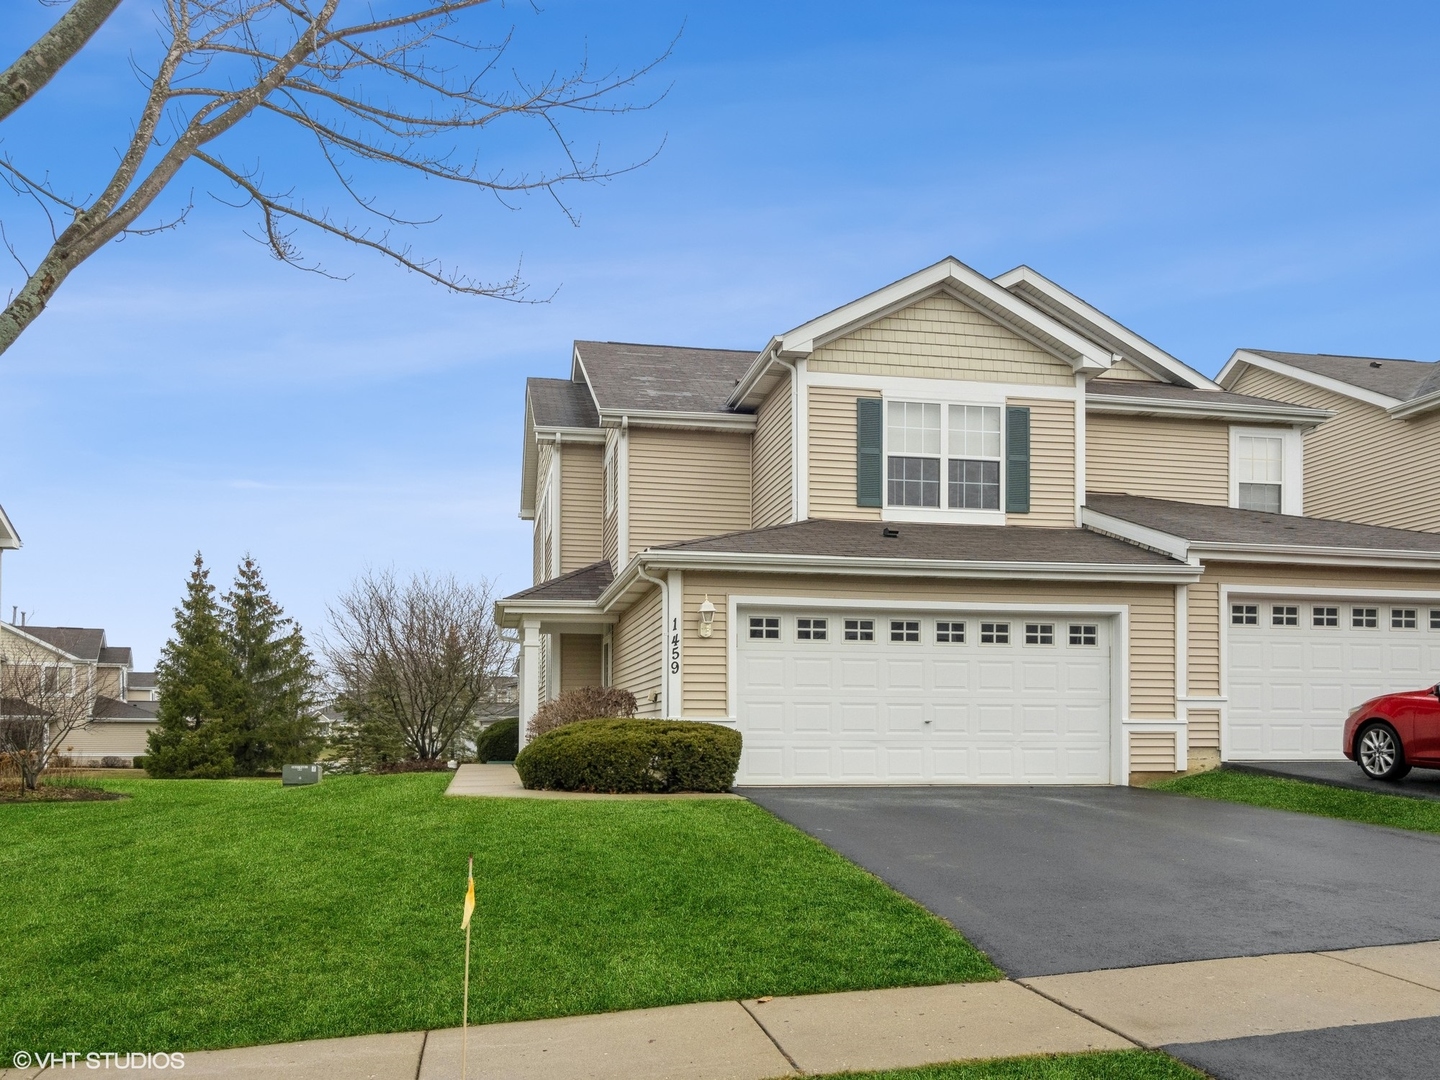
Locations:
947;406;1001;510
1236;435;1283;513
886;401;941;507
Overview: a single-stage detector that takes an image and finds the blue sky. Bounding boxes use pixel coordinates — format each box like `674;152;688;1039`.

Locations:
4;0;1440;667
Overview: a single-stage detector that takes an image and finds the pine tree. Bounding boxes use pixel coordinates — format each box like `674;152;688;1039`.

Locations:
223;555;321;773
144;553;242;778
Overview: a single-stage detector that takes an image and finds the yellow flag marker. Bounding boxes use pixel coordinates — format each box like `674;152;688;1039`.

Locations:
461;853;475;1080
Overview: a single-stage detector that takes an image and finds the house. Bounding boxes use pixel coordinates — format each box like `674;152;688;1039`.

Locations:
1219;350;1440;532
0;621;158;764
126;670;159;702
496;257;1440;786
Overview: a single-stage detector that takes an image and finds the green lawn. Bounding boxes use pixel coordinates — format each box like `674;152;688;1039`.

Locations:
1156;768;1440;834
808;1051;1202;1079
0;774;996;1055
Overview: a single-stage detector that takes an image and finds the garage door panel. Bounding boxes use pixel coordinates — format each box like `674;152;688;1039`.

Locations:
1227;594;1440;761
736;609;1112;785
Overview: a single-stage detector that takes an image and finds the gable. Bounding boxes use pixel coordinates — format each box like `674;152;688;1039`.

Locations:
1095;357;1160;382
808;292;1075;386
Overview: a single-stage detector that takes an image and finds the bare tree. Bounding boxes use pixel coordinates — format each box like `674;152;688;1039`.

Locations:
0;1;672;355
0;642;100;791
1;1;127;124
323;569;512;762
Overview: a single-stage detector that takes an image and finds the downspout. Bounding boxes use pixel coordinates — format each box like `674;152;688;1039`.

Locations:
635;560;668;716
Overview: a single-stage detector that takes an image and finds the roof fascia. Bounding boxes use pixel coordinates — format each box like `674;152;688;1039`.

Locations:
519;392;538;520
495;599;613;628
1218;350;1401;409
628;548;1202;584
596;409;756;432
994;265;1219;390
1079;508;1195;564
1084;394;1332;428
773;258;1113;373
1192;543;1440;569
1387;388;1440;420
533;426;606;443
0;502;20;549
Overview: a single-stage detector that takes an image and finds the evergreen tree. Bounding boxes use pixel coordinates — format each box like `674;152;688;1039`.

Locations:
144;553;242;778
223;555;321;773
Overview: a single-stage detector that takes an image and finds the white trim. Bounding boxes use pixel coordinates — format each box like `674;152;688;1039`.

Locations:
884;507;1006;526
617;421;631;563
532;427;605;443
1085;393;1330;426
518;618;541;750
795;359;810;518
1218;350;1401;409
1175;584;1188;702
810;370;1078;401
1388;388;1440;420
665;570;683;717
546;633;561;701
0;502;20;549
1229;425;1302;515
1074;373;1087;525
549;438;563;579
597;408;757;432
723;592;1133;785
1079;508;1194;564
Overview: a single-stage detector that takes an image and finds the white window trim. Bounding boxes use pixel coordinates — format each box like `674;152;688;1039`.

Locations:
883;393;1006;524
1229;425;1303;515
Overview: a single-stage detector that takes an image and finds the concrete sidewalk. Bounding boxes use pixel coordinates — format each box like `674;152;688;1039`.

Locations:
16;940;1440;1079
444;764;741;800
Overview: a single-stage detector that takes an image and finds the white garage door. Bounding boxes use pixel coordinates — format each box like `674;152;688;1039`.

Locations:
1227;597;1440;760
735;608;1112;785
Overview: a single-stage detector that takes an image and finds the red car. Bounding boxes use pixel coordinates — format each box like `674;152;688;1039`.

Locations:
1343;686;1440;780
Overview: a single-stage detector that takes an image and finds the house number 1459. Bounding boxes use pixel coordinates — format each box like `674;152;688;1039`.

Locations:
670;617;680;674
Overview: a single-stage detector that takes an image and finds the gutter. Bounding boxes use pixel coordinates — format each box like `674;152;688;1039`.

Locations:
597;408;756;432
1085;394;1332;427
1387;388;1440;420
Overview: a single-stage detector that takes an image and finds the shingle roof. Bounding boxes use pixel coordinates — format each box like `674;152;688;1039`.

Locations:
1086;380;1316;411
92;696;159;722
504;560;614;602
654;519;1182;565
1245;350;1440;401
1087;494;1440;553
528;377;599;429
98;646;132;665
20;626;105;660
574;341;759;415
128;671;157;688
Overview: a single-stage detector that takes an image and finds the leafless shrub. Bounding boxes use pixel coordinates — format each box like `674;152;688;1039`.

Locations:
528;685;636;740
0;648;98;790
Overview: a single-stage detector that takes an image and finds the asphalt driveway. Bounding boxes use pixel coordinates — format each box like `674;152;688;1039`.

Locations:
740;785;1440;978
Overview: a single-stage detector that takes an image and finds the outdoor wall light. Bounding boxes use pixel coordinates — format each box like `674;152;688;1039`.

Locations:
698;595;716;638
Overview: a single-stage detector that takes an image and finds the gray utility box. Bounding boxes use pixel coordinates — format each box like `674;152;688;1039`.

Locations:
283;764;322;786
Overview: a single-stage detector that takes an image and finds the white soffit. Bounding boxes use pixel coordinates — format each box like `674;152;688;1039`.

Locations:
0;502;19;549
1217;350;1401;410
993;265;1219;390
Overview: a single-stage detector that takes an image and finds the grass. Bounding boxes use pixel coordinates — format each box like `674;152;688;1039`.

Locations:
0;773;996;1055
1156;767;1440;834
807;1051;1202;1079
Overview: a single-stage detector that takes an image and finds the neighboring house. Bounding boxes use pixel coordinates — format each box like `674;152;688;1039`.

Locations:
125;670;159;702
497;257;1440;786
0;621;158;764
1219;350;1440;532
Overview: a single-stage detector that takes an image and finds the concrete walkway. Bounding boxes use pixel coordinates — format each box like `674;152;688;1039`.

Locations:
19;940;1440;1079
444;764;741;800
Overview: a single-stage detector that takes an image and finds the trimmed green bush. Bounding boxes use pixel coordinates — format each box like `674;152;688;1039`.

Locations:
515;718;742;793
474;717;519;762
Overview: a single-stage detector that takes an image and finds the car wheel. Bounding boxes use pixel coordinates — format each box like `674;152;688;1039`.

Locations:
1357;722;1411;781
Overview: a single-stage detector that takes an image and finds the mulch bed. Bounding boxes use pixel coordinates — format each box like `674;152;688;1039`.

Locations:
0;786;128;803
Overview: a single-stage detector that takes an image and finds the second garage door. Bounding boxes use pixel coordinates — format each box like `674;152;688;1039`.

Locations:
735;608;1113;785
1227;596;1440;760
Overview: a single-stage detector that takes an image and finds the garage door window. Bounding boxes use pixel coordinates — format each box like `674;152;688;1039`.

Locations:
890;620;920;642
1431;610;1440;630
748;616;780;640
844;618;875;641
1025;623;1054;645
1231;604;1259;625
936;620;965;643
1313;606;1339;627
1353;607;1378;628
796;618;828;641
1069;624;1098;646
1272;605;1298;626
1392;608;1417;630
980;621;1010;644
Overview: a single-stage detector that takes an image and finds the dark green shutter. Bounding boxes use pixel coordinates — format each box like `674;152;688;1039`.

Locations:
1005;405;1031;514
856;397;883;507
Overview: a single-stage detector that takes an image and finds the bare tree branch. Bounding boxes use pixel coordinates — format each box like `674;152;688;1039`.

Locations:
0;0;127;124
0;1;673;355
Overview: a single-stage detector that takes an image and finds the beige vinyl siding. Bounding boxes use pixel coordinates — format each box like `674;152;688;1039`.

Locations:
62;723;155;761
809;292;1074;386
679;573;1175;720
627;429;751;557
1231;367;1440;532
603;432;620;569
559;634;604;693
614;586;663;716
1187;710;1221;754
808;385;882;520
559;443;604;573
1008;397;1076;527
751;372;794;528
534;441;553;583
1188;581;1221;701
1129;731;1177;772
1096;358;1161;382
1086;413;1230;505
95;666;123;698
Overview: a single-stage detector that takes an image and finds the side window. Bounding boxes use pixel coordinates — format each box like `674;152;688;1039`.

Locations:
889;619;920;643
1231;604;1258;626
1352;607;1378;629
844;618;875;642
886;401;941;508
936;620;965;643
979;621;1010;645
796;617;828;641
748;616;780;640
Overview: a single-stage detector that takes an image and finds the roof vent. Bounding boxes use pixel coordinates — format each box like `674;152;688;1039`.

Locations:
882;527;900;538
1370;362;1383;368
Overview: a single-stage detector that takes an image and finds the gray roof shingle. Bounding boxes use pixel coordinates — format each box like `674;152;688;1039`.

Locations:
1087;493;1440;553
92;696;159;721
1087;380;1320;411
654;519;1182;565
574;341;759;415
98;646;132;665
20;626;105;660
504;560;614;602
1245;350;1440;401
528;377;600;429
128;671;157;688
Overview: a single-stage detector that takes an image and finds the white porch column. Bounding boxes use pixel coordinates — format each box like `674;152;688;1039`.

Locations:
518;617;542;750
665;570;683;718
